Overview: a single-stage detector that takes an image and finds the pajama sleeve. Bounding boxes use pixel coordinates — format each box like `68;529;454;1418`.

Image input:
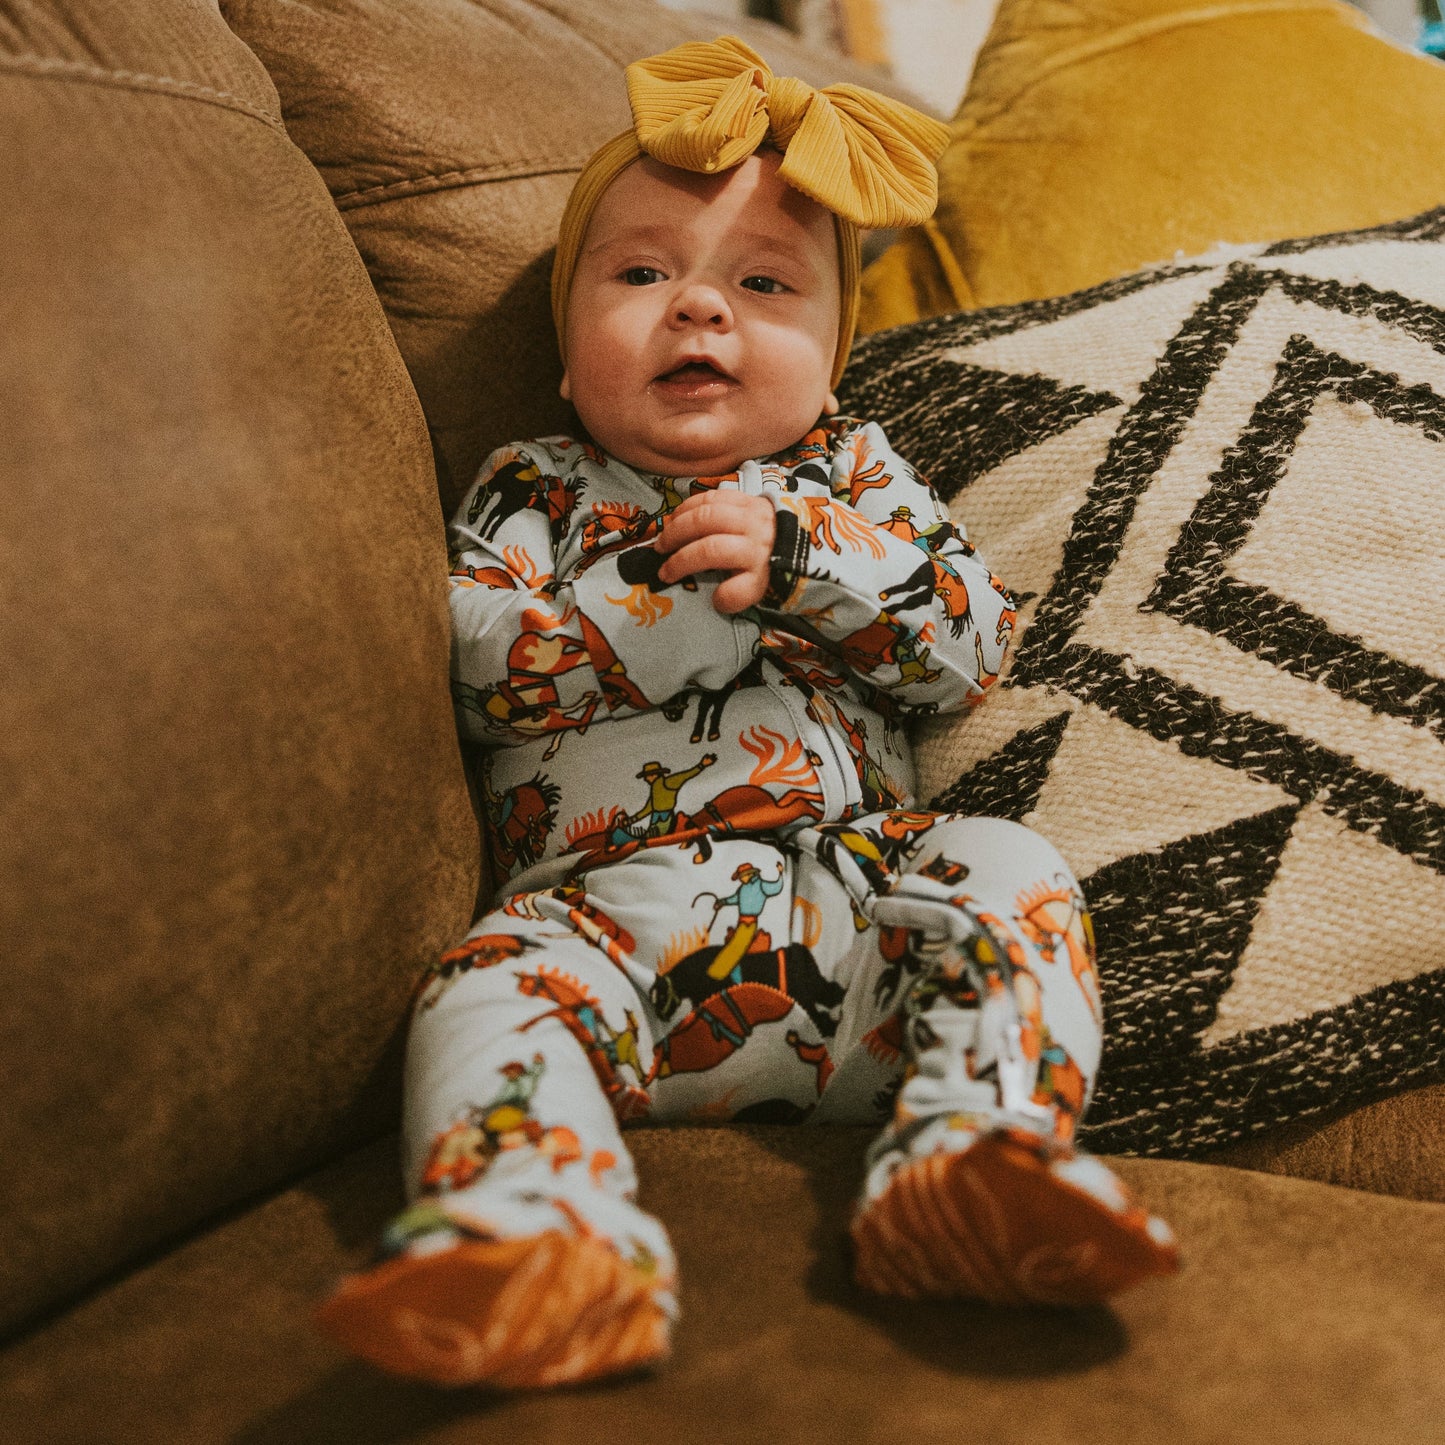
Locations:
760;421;1015;716
449;444;759;746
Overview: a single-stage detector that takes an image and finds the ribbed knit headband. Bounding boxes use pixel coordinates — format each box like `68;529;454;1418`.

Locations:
551;35;952;390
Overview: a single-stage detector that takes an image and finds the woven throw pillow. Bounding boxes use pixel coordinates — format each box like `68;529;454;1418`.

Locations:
839;208;1445;1157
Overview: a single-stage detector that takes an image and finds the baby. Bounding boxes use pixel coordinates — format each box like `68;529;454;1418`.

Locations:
317;36;1178;1390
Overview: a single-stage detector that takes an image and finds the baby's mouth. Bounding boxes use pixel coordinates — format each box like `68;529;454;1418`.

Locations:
654;360;735;391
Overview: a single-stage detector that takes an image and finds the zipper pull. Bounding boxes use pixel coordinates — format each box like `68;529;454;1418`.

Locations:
737;459;765;496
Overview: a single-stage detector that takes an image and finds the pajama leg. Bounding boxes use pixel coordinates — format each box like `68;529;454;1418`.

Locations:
315;905;675;1388
833;815;1179;1304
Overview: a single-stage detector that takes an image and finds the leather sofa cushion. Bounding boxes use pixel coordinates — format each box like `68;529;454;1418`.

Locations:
0;0;477;1339
2;1128;1443;1443
221;0;919;517
1207;1081;1445;1203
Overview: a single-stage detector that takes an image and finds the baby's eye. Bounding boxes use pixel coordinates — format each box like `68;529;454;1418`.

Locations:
741;275;787;295
623;267;663;286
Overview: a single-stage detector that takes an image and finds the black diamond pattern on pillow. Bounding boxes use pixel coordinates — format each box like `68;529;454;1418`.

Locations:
1085;804;1298;1071
839;268;1197;499
929;710;1071;822
1144;331;1445;738
844;361;1119;502
841;208;1445;1156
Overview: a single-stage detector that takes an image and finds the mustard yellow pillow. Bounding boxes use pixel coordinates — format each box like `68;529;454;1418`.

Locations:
860;0;1445;331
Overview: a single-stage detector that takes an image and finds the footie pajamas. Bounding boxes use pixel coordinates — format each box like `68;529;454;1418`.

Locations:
315;419;1178;1388
316;813;1178;1386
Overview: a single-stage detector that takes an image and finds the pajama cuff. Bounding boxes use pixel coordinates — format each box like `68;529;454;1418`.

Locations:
762;497;811;610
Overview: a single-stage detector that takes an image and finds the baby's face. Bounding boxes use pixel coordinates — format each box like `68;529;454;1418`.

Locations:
561;151;841;476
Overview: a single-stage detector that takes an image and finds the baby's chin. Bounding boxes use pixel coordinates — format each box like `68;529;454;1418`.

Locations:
593;417;818;478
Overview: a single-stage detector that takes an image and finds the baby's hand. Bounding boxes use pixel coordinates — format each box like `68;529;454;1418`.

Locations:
655;491;775;615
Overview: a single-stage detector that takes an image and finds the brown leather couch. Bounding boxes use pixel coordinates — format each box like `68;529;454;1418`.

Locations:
3;2;1443;1441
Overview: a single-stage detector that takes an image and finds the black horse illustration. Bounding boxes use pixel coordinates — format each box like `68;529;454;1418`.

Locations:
651;940;845;1039
660;655;768;743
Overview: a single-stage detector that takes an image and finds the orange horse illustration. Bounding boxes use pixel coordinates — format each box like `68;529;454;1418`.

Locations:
515;966;651;1121
413;931;539;1011
456;603;606;748
576;499;647;563
451;543;552;593
419;1054;585;1192
561;727;826;872
840;453;891;507
648;982;796;1081
1016;879;1101;1022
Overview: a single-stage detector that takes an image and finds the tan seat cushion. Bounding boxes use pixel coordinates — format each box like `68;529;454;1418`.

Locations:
0;0;477;1338
220;0;918;517
2;1128;1443;1443
1206;1080;1445;1203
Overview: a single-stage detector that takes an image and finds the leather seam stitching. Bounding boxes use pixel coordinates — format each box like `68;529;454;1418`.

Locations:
332;159;586;210
0;52;285;133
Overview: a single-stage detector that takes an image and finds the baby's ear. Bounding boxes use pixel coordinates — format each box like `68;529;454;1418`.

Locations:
824;391;839;415
559;370;572;401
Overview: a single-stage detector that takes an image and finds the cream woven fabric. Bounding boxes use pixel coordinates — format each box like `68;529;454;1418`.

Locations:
841;208;1445;1155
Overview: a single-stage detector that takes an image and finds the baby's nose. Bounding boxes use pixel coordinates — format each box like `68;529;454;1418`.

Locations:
676;302;723;324
671;282;731;328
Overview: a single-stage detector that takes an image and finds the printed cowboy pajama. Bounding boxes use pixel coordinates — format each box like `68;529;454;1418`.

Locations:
402;810;1115;1236
314;417;1177;1386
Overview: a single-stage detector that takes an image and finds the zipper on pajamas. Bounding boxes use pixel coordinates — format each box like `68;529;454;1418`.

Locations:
817;704;860;811
765;671;858;816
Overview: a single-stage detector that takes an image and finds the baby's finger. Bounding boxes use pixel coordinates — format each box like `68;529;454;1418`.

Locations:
713;569;770;614
669;490;760;519
657;500;749;552
657;534;769;583
656;494;773;553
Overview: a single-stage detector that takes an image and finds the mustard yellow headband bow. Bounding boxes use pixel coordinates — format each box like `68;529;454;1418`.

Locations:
626;35;951;230
551;36;951;390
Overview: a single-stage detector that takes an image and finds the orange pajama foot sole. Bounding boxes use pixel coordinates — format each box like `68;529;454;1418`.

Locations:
313;1229;672;1389
851;1134;1180;1306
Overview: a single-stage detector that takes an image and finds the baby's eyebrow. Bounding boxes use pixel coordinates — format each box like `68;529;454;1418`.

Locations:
735;234;827;281
734;230;812;258
584;226;822;273
585;225;672;257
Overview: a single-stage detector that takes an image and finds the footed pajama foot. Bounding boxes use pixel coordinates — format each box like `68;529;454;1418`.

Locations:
315;1199;675;1388
851;1122;1179;1306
